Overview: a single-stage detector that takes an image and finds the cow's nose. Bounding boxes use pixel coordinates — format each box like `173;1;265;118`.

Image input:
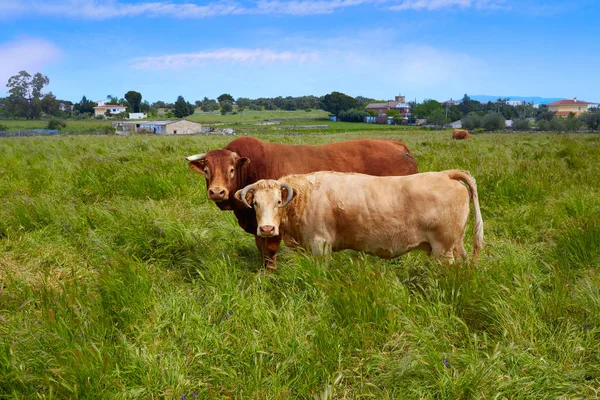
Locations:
259;225;275;236
208;187;228;200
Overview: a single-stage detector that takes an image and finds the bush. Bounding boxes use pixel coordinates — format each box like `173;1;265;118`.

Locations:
47;118;66;130
461;114;482;130
512;119;530;131
95;114;105;120
482;112;506;131
579;110;600;131
0;123;9;131
537;120;551;131
339;108;368;122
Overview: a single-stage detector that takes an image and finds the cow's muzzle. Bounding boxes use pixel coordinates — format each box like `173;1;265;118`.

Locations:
259;225;277;237
208;186;229;201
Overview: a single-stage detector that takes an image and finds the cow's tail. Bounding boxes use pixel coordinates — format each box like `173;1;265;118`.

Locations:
448;170;483;261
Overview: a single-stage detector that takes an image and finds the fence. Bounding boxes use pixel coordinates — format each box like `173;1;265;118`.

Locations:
0;129;59;137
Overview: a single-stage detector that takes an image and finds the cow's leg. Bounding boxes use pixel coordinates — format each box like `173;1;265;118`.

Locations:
431;241;456;264
255;235;282;271
453;241;468;263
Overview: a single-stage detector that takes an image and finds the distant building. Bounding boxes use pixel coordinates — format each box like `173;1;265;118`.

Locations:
112;119;202;135
365;95;411;120
548;98;596;117
59;103;73;112
442;98;460;106
506;100;526;106
128;113;147;119
94;104;128;117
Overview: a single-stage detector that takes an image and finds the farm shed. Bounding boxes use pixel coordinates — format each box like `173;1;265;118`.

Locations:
112;119;202;135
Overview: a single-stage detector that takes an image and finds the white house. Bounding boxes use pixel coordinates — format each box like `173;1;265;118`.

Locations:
506;100;526;106
588;103;599;110
128;113;147;119
94;104;128;117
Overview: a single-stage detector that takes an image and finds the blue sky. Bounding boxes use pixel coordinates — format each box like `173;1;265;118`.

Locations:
1;0;599;103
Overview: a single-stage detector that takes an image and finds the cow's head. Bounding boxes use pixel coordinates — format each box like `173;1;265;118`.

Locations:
234;180;295;237
186;149;250;209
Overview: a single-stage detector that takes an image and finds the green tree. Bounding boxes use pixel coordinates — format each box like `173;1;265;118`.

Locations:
412;99;442;118
74;96;97;114
41;92;60;116
5;70;49;119
482;112;506;131
220;101;233;115
47;118;66;130
339;108;368;122
173;95;190;118
579;109;600;131
512;119;530;131
428;108;449;129
461;114;482;130
386;109;402;125
106;94;120;104
201;97;219;112
320;91;358;117
218;93;234;103
458;94;481;116
125;91;142;113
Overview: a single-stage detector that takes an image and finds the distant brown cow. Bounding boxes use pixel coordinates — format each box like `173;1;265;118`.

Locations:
452;129;471;140
186;136;419;270
235;170;483;264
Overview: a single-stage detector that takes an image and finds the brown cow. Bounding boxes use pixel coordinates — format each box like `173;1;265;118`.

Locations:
235;170;483;264
452;129;471;140
186;136;418;270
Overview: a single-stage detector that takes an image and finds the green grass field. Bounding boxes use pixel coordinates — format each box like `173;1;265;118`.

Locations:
1;130;599;398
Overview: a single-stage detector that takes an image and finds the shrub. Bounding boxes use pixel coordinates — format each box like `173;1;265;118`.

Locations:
47;118;66;130
461;114;482;130
95;114;105;120
482;112;506;131
339;108;368;122
579;110;600;131
0;123;9;131
512;119;530;131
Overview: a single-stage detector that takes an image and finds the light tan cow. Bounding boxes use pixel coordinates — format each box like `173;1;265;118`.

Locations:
234;170;483;264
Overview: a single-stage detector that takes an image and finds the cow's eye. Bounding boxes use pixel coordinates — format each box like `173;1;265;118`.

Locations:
229;167;235;176
203;167;209;174
277;200;282;205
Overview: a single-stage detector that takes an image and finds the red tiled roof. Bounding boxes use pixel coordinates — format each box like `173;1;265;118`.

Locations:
548;99;592;106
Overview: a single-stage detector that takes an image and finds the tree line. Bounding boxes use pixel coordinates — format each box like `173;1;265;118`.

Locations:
2;70;599;132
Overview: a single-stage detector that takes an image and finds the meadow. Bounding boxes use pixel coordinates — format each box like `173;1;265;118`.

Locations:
1;129;599;398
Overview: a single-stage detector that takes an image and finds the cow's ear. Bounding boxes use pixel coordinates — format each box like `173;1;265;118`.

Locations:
188;160;206;175
236;157;250;169
234;188;254;206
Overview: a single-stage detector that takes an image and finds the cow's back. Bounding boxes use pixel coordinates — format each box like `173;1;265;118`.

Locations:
282;172;469;257
228;137;418;183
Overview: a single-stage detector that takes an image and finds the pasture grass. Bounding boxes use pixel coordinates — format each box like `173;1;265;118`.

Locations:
0;119;113;135
1;131;599;398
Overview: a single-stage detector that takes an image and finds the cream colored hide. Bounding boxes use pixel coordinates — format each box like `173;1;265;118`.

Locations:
235;170;483;263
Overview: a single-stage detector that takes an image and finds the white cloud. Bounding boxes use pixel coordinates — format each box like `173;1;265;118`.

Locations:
1;0;508;19
0;38;61;88
388;0;506;11
131;48;320;69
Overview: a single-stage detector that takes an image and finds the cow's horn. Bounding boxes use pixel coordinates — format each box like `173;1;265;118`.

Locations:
185;153;207;162
280;182;294;208
231;152;238;158
239;183;255;208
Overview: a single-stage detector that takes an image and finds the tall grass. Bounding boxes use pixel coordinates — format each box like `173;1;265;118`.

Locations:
1;131;599;398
